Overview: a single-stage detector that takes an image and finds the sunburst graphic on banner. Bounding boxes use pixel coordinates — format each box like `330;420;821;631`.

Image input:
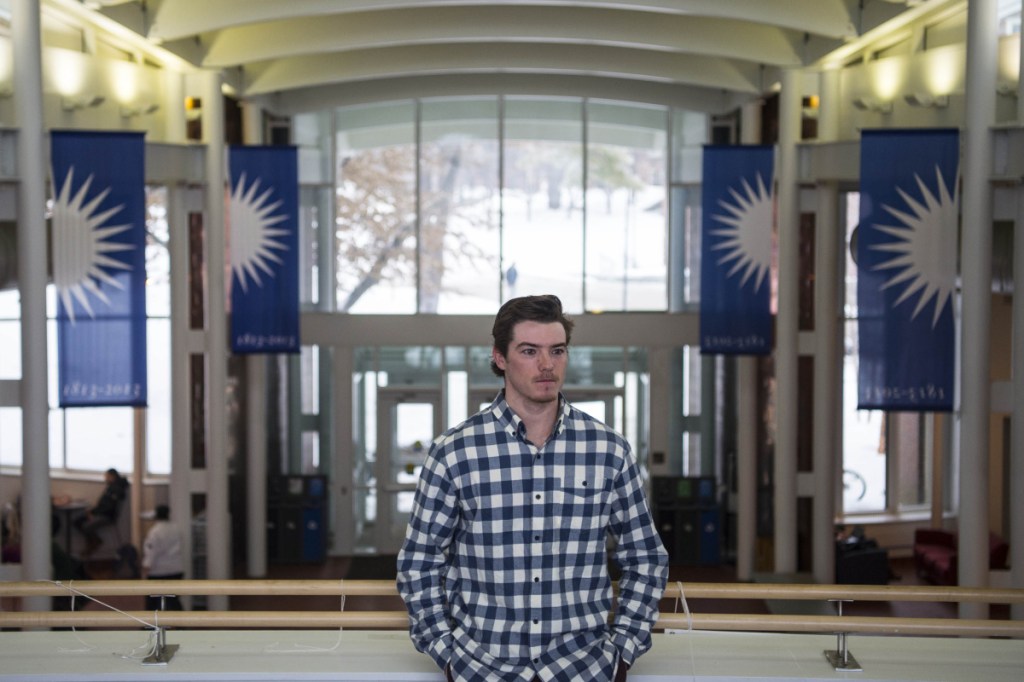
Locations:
870;166;958;328
229;172;290;293
52;167;133;323
710;173;773;292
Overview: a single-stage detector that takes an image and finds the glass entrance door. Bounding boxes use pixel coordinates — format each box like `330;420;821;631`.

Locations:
375;391;442;554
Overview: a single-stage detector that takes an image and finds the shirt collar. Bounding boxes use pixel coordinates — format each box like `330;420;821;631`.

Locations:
491;390;568;441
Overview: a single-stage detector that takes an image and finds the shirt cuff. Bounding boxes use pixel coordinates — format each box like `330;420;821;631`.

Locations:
614;636;640;668
426;635;452;671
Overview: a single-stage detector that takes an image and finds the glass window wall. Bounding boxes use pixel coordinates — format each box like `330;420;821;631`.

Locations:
335;101;418;313
0;185;173;475
585;100;668;312
420;97;501;313
325;97;678;314
841;191;931;514
503;97;584;310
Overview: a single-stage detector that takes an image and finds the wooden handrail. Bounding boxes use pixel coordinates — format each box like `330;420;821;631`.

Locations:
0;609;1021;638
1;579;1021;638
1;579;1021;603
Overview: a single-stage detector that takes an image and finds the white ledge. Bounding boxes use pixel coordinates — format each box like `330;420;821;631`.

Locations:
0;630;1021;681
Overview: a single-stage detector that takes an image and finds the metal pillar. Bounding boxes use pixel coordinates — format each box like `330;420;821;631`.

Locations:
958;0;997;620
203;71;230;611
813;182;840;585
735;98;762;581
774;68;801;574
241;100;268;578
13;0;51;611
812;67;842;586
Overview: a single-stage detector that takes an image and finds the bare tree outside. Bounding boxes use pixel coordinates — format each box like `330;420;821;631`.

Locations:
336;139;499;313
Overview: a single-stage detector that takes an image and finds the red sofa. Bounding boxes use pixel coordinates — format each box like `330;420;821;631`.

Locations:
913;528;1009;586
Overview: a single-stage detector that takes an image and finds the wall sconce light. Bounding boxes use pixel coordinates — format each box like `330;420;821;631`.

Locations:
0;84;12;98
801;94;820;118
904;92;949;108
852;96;892;114
120;102;160;118
997;82;1017;97
61;94;106;111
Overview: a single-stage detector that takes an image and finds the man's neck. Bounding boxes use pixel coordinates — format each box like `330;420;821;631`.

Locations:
506;392;559;445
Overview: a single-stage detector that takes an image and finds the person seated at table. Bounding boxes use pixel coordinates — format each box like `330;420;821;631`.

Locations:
142;504;184;611
73;468;129;556
1;502;19;564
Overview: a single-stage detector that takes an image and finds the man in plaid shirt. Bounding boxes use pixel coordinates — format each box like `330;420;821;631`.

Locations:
397;295;668;682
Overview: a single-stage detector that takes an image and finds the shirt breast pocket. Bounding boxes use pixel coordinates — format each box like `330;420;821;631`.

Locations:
558;472;611;519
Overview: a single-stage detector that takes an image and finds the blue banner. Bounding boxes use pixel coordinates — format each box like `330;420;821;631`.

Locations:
51;131;148;407
857;129;958;411
700;145;774;355
228;146;299;354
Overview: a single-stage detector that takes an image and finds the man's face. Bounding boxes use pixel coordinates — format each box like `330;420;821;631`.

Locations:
493;320;567;407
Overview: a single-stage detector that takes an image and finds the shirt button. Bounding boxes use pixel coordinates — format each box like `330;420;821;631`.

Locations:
533;619;539;624
535;494;541;500
534;576;540;582
534;535;540;541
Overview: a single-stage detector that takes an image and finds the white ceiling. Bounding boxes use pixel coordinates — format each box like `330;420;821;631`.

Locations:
81;0;950;114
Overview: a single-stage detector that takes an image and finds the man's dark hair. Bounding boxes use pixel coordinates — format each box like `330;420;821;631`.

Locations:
155;504;170;521
490;294;574;377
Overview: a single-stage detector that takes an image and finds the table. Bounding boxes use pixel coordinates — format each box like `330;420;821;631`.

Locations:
53;500;88;557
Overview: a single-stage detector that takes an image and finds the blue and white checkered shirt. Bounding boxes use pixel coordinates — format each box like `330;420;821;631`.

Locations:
397;392;668;682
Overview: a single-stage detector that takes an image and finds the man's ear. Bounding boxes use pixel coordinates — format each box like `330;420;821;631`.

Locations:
492;347;507;371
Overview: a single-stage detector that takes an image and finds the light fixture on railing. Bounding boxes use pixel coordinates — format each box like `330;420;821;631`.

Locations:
904;92;949;108
120;102;160;118
61;94;105;111
851;96;892;114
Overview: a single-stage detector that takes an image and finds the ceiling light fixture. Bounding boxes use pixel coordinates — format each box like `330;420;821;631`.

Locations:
997;82;1017;97
851;96;892;114
904;92;949;108
61;94;105;111
120;102;160;118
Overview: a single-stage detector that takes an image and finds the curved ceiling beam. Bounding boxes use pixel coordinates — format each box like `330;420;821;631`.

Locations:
241;43;762;97
263;73;745;117
146;0;858;44
201;6;803;69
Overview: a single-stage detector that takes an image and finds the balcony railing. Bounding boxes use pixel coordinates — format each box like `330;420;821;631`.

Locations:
1;579;1021;636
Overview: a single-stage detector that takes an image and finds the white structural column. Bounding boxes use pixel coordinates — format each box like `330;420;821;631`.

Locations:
1012;0;1024;626
774;69;801;574
1019;0;1024;122
958;0;997;620
13;0;51;610
812;184;840;585
203;72;231;611
735;99;761;581
167;182;192;598
1013;179;1024;620
812;68;841;585
164;70;186;143
241;100;268;578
